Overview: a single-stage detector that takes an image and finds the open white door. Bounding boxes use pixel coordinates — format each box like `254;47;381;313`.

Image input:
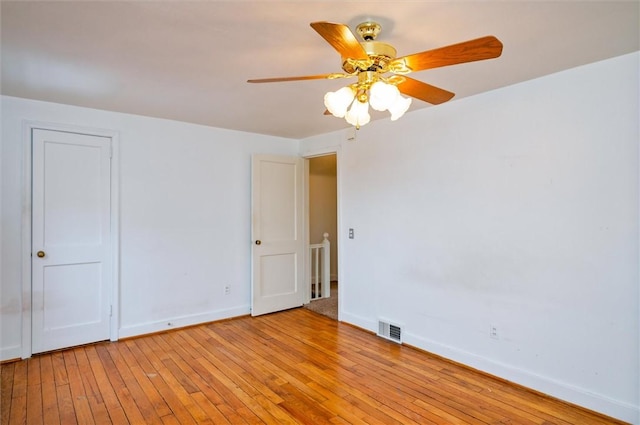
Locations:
31;129;112;353
251;155;304;316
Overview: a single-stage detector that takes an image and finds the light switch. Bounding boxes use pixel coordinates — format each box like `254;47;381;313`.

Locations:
349;228;354;239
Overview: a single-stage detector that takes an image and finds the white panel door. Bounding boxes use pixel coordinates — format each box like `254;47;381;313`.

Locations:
251;155;304;316
31;129;112;353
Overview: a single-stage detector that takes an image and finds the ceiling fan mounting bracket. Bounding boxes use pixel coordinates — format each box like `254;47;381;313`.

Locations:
356;21;382;41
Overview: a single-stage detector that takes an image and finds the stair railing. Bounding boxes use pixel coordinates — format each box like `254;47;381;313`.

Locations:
309;232;330;300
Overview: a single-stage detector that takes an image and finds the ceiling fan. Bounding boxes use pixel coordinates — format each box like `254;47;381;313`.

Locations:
248;21;503;128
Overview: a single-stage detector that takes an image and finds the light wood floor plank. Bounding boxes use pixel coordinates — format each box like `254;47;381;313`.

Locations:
0;362;15;425
55;383;78;425
41;379;60;425
64;350;96;425
84;345;129;425
108;343;165;425
96;344;147;424
26;383;43;424
50;352;68;386
131;337;200;425
39;355;60;425
1;308;627;424
25;357;44;424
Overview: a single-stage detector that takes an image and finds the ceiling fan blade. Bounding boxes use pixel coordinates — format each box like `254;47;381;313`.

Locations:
392;36;503;72
396;77;455;105
247;73;347;83
310;22;369;60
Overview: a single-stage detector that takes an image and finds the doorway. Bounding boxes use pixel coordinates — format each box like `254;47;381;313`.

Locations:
304;154;339;320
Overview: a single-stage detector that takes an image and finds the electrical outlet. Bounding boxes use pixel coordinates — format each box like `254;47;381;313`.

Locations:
224;285;231;295
489;324;499;340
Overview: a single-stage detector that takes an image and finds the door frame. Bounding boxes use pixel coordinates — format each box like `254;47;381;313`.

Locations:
302;146;342;320
20;121;120;359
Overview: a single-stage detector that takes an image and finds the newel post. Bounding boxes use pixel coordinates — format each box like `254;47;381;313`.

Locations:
322;233;331;298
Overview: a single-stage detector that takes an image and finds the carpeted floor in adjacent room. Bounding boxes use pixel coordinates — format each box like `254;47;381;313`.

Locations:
303;281;337;320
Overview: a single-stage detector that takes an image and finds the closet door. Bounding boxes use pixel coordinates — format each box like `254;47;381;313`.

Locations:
31;128;112;353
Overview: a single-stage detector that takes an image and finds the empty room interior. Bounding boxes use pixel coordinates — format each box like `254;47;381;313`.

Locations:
1;1;639;424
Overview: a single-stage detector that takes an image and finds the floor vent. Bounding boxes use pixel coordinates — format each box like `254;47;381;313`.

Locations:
377;320;403;344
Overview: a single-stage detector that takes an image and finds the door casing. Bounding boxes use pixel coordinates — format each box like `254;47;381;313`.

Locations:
20;121;120;359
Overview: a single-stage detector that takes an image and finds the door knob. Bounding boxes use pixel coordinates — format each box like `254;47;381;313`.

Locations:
255;240;262;245
37;251;45;258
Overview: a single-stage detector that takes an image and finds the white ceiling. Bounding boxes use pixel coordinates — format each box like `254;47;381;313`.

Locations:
2;1;638;139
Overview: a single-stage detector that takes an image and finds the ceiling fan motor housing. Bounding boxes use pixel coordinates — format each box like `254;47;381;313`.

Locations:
341;41;397;74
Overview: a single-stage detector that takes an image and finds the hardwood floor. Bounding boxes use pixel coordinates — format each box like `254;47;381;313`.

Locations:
1;308;625;424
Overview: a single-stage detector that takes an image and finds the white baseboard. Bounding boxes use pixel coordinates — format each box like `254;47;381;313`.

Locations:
118;305;251;339
0;345;22;362
338;311;638;424
339;310;377;331
403;332;639;424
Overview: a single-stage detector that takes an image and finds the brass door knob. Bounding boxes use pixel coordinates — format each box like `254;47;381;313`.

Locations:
255;240;261;245
37;251;45;258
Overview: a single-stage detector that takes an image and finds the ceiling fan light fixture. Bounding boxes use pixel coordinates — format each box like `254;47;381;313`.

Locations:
345;99;370;129
369;81;400;112
388;95;412;121
326;79;411;128
324;86;355;118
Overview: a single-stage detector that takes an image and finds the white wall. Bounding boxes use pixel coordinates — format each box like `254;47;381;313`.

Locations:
1;96;299;359
2;52;637;423
301;52;639;423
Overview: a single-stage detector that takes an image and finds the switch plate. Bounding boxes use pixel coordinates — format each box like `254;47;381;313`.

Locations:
349;228;354;239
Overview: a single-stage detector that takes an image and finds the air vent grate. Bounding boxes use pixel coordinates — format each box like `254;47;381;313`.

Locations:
377;320;402;344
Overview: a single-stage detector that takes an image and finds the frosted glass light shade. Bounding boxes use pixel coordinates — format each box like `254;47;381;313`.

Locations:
388;95;412;121
369;81;400;112
324;86;355;118
345;99;370;127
